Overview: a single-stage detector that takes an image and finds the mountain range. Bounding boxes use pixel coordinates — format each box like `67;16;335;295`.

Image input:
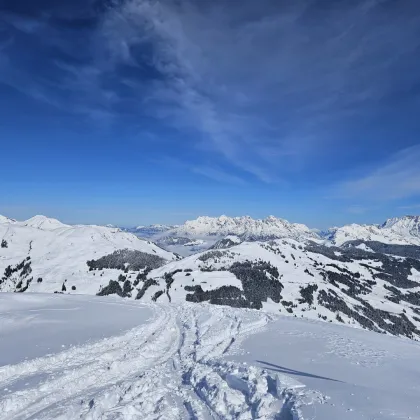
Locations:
2;213;420;341
125;214;420;255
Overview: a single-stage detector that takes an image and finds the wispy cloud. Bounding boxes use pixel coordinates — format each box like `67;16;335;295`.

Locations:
97;0;420;181
347;205;368;214
1;0;420;187
398;204;420;210
191;166;246;186
336;146;420;201
154;156;246;186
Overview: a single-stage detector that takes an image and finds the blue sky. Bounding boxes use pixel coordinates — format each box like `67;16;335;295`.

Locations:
1;0;420;228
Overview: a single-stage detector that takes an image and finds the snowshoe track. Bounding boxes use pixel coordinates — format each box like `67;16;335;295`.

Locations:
0;303;325;419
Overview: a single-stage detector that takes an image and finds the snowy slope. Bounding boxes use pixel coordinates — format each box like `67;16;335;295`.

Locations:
211;235;242;249
234;312;420;420
134;239;420;339
0;215;176;295
1;293;420;420
0;215;15;224
326;215;420;246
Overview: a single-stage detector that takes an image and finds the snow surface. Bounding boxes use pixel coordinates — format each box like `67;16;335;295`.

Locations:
1;294;420;419
233;314;420;420
0;294;152;366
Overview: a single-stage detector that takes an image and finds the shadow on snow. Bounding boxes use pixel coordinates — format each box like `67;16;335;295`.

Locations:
256;360;344;383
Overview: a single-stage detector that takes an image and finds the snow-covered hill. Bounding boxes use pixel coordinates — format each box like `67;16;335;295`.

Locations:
129;238;420;339
325;215;420;246
0;215;177;295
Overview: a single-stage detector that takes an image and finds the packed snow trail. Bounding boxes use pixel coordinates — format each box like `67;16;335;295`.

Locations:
0;297;324;419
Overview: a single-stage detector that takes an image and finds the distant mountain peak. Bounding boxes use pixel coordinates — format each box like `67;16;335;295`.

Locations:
23;215;69;230
381;215;420;228
327;215;420;246
0;215;16;224
170;215;318;241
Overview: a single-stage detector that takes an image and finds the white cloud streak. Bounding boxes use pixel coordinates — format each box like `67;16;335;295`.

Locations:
337;146;420;201
399;204;420;210
97;0;420;182
191;166;246;186
1;0;420;188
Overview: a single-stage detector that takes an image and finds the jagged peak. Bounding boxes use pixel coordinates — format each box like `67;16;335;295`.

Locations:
169;215;317;241
381;215;420;229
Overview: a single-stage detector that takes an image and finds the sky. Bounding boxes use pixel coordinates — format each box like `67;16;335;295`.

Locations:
1;0;420;228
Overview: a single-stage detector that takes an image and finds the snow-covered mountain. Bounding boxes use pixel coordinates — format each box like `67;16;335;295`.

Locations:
168;215;318;240
0;215;177;295
381;214;420;237
325;215;420;246
133;215;320;256
133;215;420;251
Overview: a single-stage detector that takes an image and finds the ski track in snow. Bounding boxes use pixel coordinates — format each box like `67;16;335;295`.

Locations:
0;303;326;420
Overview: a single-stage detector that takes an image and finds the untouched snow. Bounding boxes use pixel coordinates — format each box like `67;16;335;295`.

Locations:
0;294;152;366
1;294;420;419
